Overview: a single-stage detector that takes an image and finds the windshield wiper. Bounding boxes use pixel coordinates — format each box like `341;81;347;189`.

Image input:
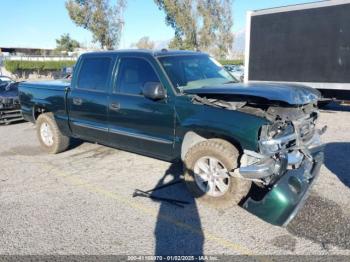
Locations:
223;80;238;84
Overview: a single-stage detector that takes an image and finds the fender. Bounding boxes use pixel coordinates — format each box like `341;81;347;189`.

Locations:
174;102;269;158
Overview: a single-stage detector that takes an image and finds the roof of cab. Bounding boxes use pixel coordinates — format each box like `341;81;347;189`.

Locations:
82;49;207;58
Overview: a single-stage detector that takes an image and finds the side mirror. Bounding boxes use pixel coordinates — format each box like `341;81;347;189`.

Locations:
142;82;167;100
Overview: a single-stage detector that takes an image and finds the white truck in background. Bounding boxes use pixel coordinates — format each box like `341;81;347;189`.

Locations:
245;0;350;101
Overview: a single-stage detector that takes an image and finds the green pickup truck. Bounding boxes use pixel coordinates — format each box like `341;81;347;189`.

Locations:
18;50;325;226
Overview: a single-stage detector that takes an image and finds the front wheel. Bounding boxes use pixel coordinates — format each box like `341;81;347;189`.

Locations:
36;113;70;154
183;139;251;208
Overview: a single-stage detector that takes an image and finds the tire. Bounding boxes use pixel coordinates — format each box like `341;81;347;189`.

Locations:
183;138;251;208
36;113;70;154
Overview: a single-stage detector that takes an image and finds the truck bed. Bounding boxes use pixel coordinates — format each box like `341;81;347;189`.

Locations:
18;79;70;123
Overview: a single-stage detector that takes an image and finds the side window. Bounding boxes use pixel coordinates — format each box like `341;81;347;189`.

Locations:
78;57;111;92
117;57;160;95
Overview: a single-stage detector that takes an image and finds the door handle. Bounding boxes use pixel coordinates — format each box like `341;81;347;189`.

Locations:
109;102;120;111
73;97;83;106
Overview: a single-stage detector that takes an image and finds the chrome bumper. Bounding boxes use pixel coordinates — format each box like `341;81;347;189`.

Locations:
0;109;23;124
239;130;324;179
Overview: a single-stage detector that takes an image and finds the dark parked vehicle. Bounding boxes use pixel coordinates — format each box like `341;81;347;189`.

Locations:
18;50;325;226
0;76;23;124
60;66;74;79
224;65;244;82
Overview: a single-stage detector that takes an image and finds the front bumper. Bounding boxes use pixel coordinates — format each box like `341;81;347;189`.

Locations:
0;107;23;124
242;145;324;226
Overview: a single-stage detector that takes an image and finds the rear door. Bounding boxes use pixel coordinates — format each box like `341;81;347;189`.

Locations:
108;56;175;158
68;55;114;143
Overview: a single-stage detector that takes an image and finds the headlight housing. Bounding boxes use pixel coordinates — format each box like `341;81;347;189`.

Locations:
259;122;296;155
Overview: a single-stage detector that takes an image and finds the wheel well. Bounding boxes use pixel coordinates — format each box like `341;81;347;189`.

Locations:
33;106;48;121
181;131;242;161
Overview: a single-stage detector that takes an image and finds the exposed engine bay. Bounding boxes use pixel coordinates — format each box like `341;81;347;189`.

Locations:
192;94;327;187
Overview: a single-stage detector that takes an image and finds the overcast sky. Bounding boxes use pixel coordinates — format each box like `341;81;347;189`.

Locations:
0;0;317;49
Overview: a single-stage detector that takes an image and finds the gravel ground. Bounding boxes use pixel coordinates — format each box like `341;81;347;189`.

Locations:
0;103;349;256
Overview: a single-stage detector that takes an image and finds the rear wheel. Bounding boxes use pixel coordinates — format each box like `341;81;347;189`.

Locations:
36;113;70;154
184;139;251;208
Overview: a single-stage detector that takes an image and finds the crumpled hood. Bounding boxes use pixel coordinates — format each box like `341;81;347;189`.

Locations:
183;82;321;105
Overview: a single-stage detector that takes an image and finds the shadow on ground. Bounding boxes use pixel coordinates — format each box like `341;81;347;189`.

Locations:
147;162;205;255
0;138;84;157
0;119;27;126
324;142;350;188
287;194;350;250
0;145;45;156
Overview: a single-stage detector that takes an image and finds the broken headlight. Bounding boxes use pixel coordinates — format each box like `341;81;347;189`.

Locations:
259;122;296;155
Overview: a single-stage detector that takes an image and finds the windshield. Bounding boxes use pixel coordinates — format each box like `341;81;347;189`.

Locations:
158;55;237;92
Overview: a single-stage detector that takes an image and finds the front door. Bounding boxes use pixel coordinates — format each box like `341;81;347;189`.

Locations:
108;56;175;159
68;56;114;143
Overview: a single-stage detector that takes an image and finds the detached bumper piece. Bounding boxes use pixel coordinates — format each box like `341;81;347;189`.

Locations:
243;146;324;226
0;109;23;125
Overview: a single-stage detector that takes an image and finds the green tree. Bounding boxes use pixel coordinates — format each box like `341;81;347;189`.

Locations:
154;0;198;50
65;0;126;50
55;33;80;52
154;0;234;58
215;0;234;59
132;36;155;49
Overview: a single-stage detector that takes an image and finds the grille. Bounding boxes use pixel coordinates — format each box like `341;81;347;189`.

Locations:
0;98;20;109
298;116;316;143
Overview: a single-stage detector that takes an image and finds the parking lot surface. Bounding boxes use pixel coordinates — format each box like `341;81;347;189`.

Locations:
0;103;350;255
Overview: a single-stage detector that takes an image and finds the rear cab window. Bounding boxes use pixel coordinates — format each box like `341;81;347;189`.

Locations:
116;57;160;95
77;57;112;92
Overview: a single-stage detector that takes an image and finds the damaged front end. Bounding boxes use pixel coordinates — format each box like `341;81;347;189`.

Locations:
238;104;326;226
191;89;326;226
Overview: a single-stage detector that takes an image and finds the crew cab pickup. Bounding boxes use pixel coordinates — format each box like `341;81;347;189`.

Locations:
18;50;325;226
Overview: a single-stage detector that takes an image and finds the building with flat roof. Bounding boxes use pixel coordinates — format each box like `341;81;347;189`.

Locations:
0;47;55;56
